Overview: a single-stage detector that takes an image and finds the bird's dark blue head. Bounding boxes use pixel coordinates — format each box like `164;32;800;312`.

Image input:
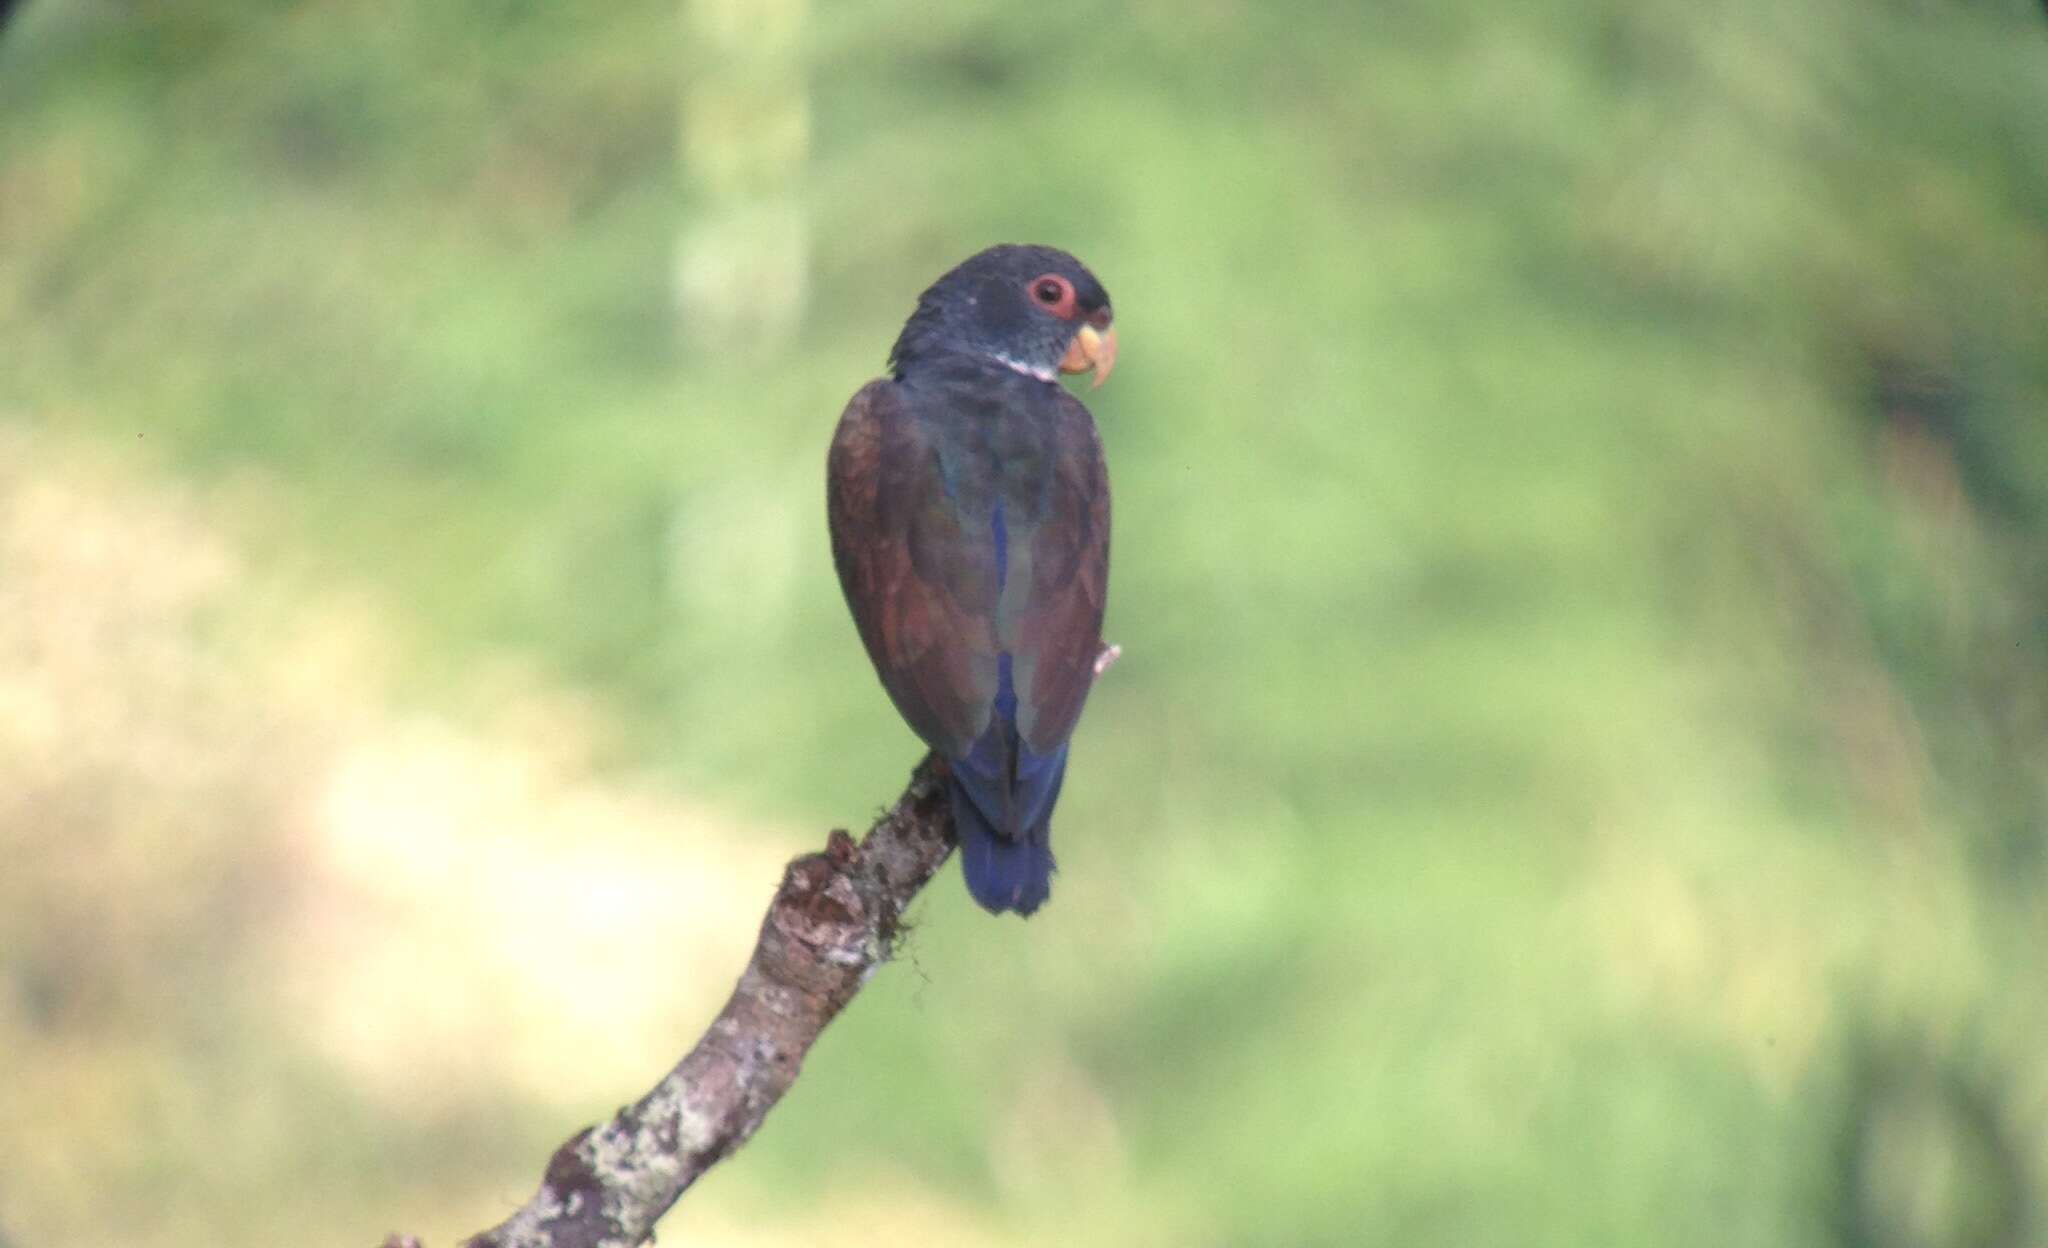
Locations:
889;244;1117;388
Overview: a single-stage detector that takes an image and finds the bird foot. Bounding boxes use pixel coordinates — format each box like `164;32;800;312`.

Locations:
1093;643;1122;678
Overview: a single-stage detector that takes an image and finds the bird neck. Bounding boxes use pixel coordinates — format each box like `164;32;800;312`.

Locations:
890;302;1062;387
894;343;1060;394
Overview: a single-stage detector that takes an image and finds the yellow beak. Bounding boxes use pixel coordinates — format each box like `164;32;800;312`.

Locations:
1058;323;1118;389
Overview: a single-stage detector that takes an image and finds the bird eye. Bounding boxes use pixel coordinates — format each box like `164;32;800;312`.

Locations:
1028;274;1077;316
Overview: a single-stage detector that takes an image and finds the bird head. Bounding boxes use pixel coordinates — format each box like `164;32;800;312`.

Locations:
889;244;1117;388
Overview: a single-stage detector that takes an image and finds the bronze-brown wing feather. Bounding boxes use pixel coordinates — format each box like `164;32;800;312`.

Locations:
826;380;999;758
1006;390;1111;754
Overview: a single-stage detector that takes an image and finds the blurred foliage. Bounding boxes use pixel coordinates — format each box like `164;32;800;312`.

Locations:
3;0;2047;1245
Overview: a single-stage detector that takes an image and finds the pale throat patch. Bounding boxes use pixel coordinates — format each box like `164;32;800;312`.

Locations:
990;351;1055;383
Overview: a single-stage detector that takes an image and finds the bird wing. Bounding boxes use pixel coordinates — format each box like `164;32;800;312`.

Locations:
1004;390;1111;756
827;379;998;757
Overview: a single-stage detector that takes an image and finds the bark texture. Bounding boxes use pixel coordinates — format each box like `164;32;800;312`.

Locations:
410;754;953;1248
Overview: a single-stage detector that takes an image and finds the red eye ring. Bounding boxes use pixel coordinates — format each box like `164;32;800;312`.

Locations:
1027;273;1078;319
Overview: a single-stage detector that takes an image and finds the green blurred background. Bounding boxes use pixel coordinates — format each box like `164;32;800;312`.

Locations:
3;1;2046;1244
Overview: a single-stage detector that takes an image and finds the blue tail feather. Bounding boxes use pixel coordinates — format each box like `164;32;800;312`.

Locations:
950;654;1066;916
952;773;1057;916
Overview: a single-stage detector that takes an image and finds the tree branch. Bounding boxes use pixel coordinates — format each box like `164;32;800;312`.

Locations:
388;753;954;1248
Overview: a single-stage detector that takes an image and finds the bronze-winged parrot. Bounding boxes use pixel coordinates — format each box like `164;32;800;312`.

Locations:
827;244;1116;916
